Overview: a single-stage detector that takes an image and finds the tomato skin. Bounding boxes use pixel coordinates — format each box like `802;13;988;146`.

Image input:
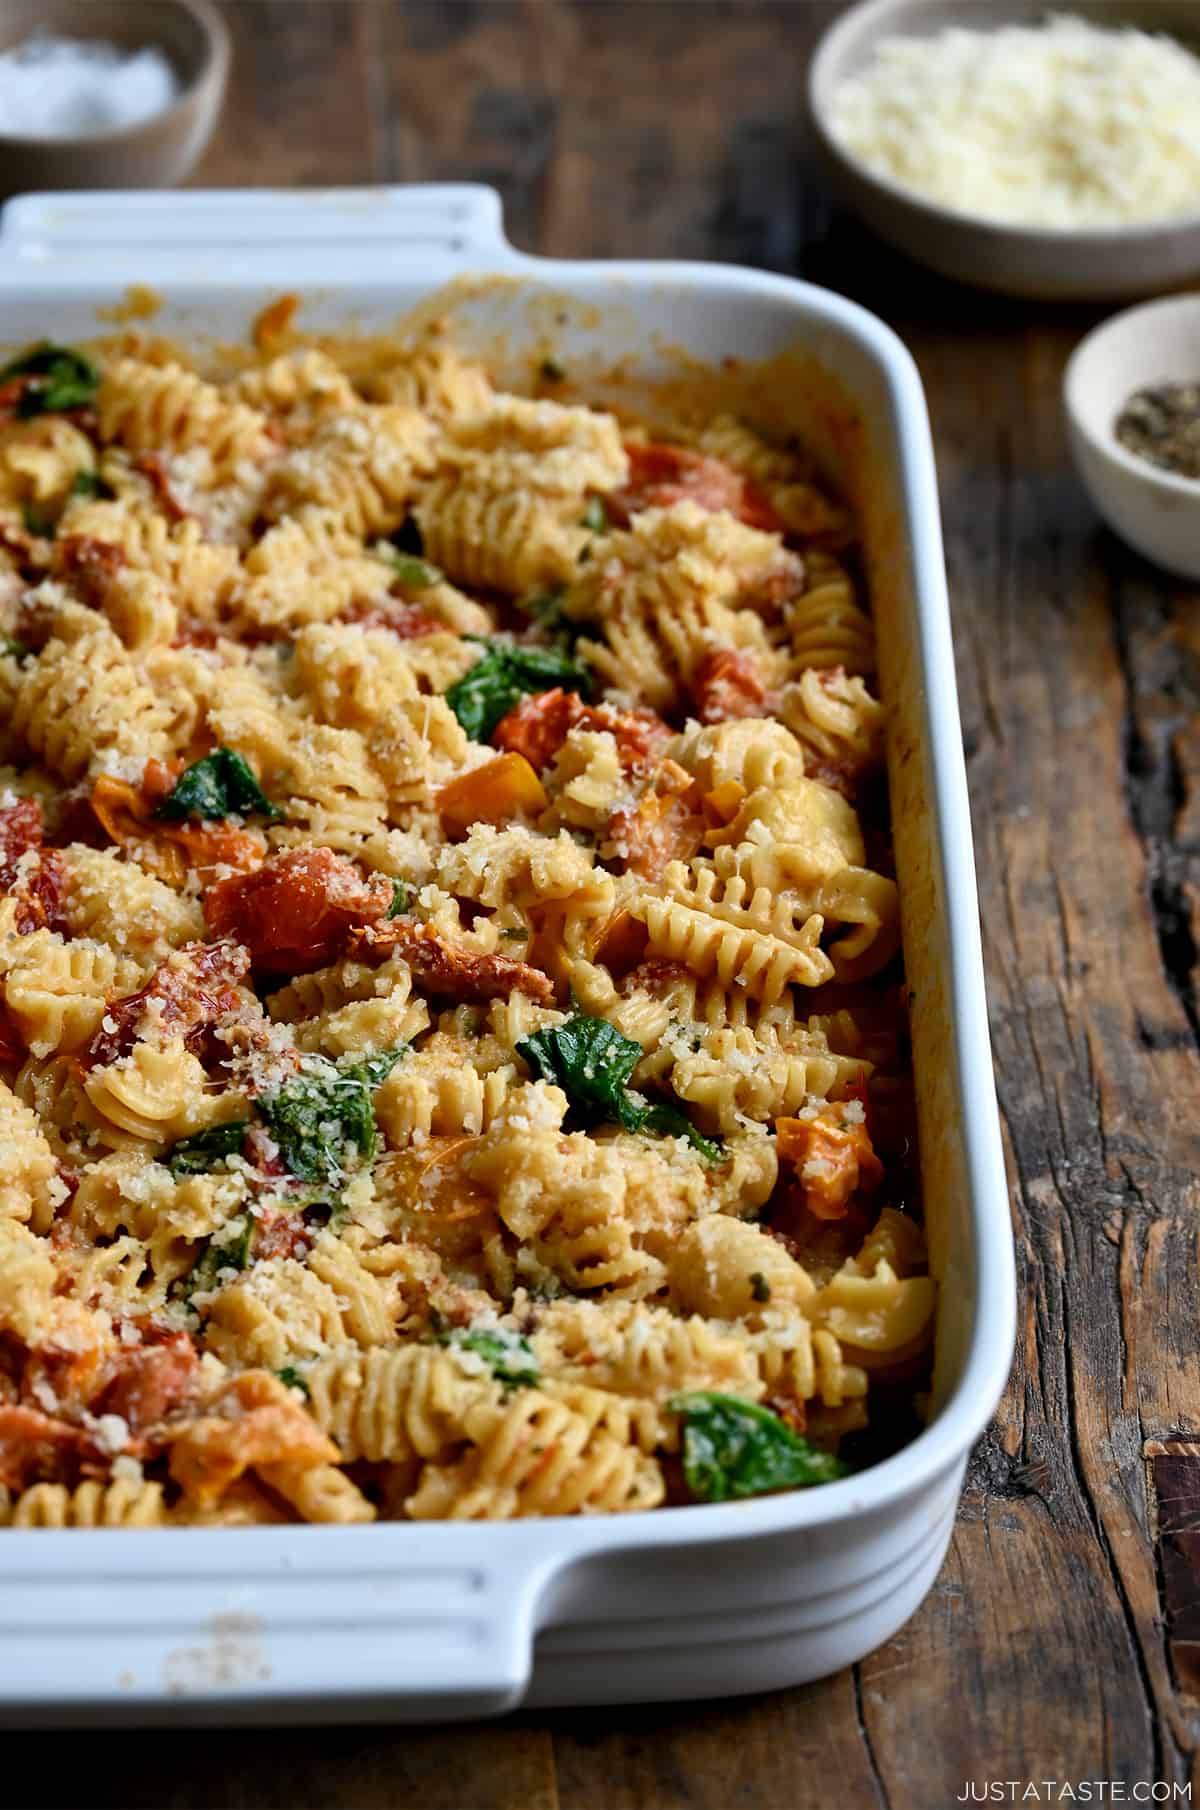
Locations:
611;440;785;533
204;846;394;973
84;940;251;1069
689;647;767;725
0;797;68;934
96;1335;200;1432
492;687;672;775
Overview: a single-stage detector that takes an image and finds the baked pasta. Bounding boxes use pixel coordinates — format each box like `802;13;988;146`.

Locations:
0;317;933;1527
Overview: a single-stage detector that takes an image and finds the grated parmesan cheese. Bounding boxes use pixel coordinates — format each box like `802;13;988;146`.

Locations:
828;13;1200;228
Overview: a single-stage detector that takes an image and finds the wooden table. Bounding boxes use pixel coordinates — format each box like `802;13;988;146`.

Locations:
18;4;1200;1804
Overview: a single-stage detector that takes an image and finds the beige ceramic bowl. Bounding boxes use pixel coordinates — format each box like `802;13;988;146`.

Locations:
1065;296;1200;579
809;0;1200;300
0;0;228;193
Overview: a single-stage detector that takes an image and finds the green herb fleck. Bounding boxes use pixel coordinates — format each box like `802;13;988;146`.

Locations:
167;1120;249;1177
384;547;441;589
276;1365;311;1398
501;927;528;941
440;1327;540;1388
71;469;114;500
387;879;411;918
0;343;99;417
517;1012;723;1161
749;1271;771;1304
258;1049;406;1183
580;496;608;533
0;634;28;659
444;639;592;742
669;1392;848;1501
154;747;282;823
184;1213;255;1302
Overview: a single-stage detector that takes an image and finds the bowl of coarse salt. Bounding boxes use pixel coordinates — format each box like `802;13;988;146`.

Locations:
809;0;1200;300
0;0;228;193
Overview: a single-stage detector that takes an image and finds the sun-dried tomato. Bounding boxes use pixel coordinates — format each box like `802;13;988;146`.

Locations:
204;846;394;973
689;647;767;725
349;918;555;1005
53;533;126;608
0;796;42;890
608;440;784;532
134;453;191;522
84;940;251;1069
0;797;67;933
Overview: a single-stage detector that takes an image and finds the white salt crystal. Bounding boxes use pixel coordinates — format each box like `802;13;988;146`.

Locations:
0;34;179;140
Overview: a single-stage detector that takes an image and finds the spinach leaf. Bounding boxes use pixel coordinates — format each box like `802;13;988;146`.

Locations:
580;496;608;533
154;747;282;822
276;1365;311;1398
184;1213;255;1301
444;639;592;741
669;1392;848;1501
339;1047;408;1090
71;469;115;500
440;1327;540;1388
0;343;99;417
518;1015;645;1130
387;879;411;918
382;546;441;589
167;1120;249;1177
638;1099;724;1164
517;1013;724;1160
258;1049;406;1182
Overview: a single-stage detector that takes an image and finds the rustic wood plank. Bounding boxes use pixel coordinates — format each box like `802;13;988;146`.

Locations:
193;2;378;188
14;1720;560;1810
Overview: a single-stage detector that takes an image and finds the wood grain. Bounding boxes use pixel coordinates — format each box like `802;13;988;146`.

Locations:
12;2;1200;1804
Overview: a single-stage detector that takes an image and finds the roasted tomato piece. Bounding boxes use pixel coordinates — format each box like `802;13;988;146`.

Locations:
96;1334;200;1433
492;687;672;775
774;1102;884;1220
84;940;251;1068
204;846;394;973
0;796;67;934
610;440;784;532
53;534;126;608
342;597;442;639
605;759;704;882
689;648;767;725
349;918;555;1005
0;1405;88;1490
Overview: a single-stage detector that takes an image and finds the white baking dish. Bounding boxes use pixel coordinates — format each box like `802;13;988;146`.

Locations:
0;184;1015;1724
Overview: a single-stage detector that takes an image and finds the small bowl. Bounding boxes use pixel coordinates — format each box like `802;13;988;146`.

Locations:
0;0;228;193
808;0;1200;301
1064;296;1200;579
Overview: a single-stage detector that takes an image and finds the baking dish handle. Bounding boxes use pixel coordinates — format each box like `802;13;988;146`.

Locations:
0;1528;554;1721
0;184;522;278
